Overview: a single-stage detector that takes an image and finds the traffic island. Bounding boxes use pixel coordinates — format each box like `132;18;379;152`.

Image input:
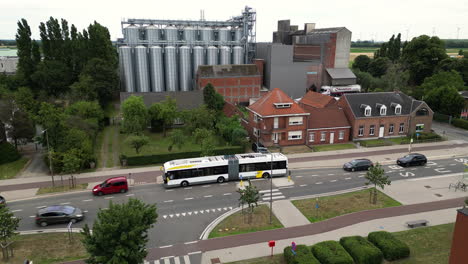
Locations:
208;205;283;238
36;183;88;195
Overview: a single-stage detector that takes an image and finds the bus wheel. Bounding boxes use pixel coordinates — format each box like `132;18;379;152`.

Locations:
217;177;225;183
181;181;189;187
262;172;270;178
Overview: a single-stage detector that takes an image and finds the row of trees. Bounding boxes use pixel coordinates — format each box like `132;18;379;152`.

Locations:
352;34;467;117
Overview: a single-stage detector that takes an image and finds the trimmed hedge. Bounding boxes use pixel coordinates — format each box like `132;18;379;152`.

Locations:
311;240;354;264
0;142;21;165
120;146;245;166
410;132;441;140
340;236;383;264
284;245;320;264
453;118;468;130
368;231;410;261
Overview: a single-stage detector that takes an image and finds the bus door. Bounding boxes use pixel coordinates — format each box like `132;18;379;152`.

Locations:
227;158;239;181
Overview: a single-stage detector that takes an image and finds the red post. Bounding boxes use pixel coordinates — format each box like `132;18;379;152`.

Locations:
268;240;276;257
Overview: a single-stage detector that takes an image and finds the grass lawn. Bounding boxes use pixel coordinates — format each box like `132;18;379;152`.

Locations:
357;139;392;147
292;189;402;223
106;126;115;168
208;205;283;238
94;127;106;168
0;157;29;180
350;47;378;53
0;233;87;264
446;48;466;53
36;183;88;195
226;255;286;264
313;143;356;152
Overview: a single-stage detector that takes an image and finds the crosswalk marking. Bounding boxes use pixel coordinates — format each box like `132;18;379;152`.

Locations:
259;189;279;193
164;258;170;264
262;195;285;201
174;256;181;264
184;255;191;264
162;207;234;219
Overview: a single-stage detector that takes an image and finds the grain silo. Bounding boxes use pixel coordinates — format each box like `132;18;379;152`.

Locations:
179;46;192;91
219;46;231;65
149;46;164;92
206;46;218;65
164;46;178;91
119;46;134;92
192;46;205;76
134;46;150;92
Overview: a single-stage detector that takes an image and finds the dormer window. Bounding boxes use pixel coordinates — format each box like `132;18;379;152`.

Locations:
274;103;292;109
380;105;387;116
395;105;402;115
360;104;371;117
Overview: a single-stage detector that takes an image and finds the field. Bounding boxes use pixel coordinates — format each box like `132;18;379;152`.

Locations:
0;158;29;180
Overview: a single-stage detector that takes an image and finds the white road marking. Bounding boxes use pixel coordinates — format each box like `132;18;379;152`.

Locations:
330;180;337;182
262;196;285;201
411;168;417;171
174;257;181;264
223;207;227;210
82;199;93;202
311;174;319;177
163;215;167;219
316;182;323;184
358;175;365;178
164;200;173;203
83;210;88;213
345;177;352;180
194;211;198;215
60;202;70;205
400;171;415;177
229;206;233;210
169;214;174;218
36;206;46;209
387;171;393;173
259;189;279;193
182;213;186;216
164;258;171;264
424;167;430;168
29;215;35;218
184;255;191;263
295;176;303;178
199;211;204;214
220;183;228;186
101;208;108;210
188;212;192;215
184;197;194;200
279;186;294;189
11;209;23;212
211;209;216;212
126;194;135;196
184;187;192;190
165;190;174;192
300;184;307;187
223;193;232;196
450;164;457;166
188;251;202;255
176;213;180;217
434;168;451;173
217;208;222;211
202;185;211;187
104;196;114;199
204;195;213;198
327;174;335;176
159;245;173;248
344;173;351;175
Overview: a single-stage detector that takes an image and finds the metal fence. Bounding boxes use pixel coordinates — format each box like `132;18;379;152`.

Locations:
433;112;452;124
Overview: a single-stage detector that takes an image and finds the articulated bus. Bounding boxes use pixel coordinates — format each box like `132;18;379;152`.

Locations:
163;153;288;188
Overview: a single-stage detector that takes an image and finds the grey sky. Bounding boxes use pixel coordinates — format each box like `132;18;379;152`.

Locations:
1;0;467;42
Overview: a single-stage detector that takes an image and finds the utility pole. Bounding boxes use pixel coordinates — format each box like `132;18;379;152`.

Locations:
269;151;273;224
43;129;55;187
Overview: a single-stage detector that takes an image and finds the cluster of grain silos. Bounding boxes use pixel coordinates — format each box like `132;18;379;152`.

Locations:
119;24;248;93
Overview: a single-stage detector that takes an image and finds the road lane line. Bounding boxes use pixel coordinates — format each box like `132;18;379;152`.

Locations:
82;199;93;202
358;175;365;178
184;197;194;200
164;200;173;203
204;195;213;198
202;185;210;187
101;208;108;210
159;245;173;248
174;257;181;264
450;164;457;166
295;176;303;178
223;193;232;196
259;189;279;193
279;186;294;189
184;187;192;190
11;209;23;212
104;196;114;199
60;202;70;205
165;190;174;192
220;183;228;186
29;215;35;218
125;194;135;196
184;255;191;263
311;174;318;177
300;184;307;187
327;174;335;176
188;251;202;255
83;210;88;213
316;182;323;184
184;241;198;245
36;206;46;209
345;177;351;180
262;196;285;201
330;180;337;182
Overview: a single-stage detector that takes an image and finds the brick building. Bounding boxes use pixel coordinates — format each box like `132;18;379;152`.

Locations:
298;90;336;111
449;207;468;264
197;64;262;105
306;105;351;145
246;88;309;146
338;92;433;140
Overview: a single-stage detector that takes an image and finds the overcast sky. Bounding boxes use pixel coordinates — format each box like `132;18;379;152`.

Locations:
1;0;467;42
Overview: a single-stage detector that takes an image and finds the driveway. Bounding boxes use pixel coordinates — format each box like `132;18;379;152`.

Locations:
431;121;468;142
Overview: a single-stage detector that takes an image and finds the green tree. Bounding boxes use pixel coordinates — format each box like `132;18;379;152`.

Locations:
79;58;119;107
182;105;216;133
148;103;163;132
368;57;390;77
82;198;157;264
36;102;67;149
31;60;72;97
66;101;104;133
388;33;402;62
87;22;117;66
125;135;149;154
121;96;148;135
193;128;213;146
203;83;225;112
216;115;248;145
15;18;39;87
365;163;391;204
0;205;20;260
459;49;465;56
424;86;465;116
421;70;465;94
168;129;186;151
401;35;448;85
352;69;384;92
200;137;216;157
381;63;409;92
157;96;178;137
352;55;371;72
237;179;260;223
62;149;82;176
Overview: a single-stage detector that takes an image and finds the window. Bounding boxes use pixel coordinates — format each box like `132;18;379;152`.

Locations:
254;114;260;123
339;130;344;140
395;105;402;115
369;125;375;136
173;118;184;125
213;166;228;175
399;123;405;133
365;106;371;116
289;116;303;125
416;108;429;116
358;125;364;136
416;124;424;132
253;128;259;137
309;132;315;142
288;131;302;140
274;103;292;108
321;132;326;142
389;124;394;134
380;105;387;116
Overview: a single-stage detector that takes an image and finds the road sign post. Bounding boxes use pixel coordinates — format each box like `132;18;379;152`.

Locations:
268;240;276;257
315;198;319;218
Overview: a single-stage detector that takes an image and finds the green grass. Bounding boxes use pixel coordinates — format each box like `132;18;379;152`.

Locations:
106;126;115;168
94;128;106;168
387;137;411;145
313;143;356;152
446;48;466;53
226;255;286;264
36;183;88;195
208;205;284;238
292;189;402;223
350;47;378;53
0;233;87;264
357;139;392;147
0;157;29;180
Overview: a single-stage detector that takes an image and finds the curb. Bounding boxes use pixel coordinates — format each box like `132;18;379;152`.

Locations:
289;186;370;202
200;207;242;240
19;228;84;235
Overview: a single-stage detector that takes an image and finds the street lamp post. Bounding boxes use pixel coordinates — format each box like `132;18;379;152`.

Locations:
42;129;55;187
269;150;273;224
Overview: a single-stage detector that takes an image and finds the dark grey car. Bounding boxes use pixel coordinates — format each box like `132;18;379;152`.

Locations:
397;153;427;167
0;195;5;206
343;159;374;172
35;205;84;227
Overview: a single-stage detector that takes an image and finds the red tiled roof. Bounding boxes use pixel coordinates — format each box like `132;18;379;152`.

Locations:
300;91;336;108
307;105;350;129
248;88;308;117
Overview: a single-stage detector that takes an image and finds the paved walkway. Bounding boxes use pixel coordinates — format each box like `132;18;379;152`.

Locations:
272;200;310;227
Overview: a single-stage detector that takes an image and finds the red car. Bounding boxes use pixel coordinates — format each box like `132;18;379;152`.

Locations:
92;177;128;196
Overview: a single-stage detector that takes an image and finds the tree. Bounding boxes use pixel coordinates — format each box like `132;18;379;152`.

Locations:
168;129;186;151
87;22;117;66
79;58;119;107
82;198;157;264
193;128;213;146
182;105;216;133
157;96;178;137
365;163;391;204
459;49;465;56
15;18;39;87
36;102;67;149
381;63;410;92
424;86;465;116
62;149;82;176
216;115;248;145
421;70;465;94
368;57;390;77
125;135;149;154
401;35;448;85
66;101;104;133
203;83;225;112
388;33;402;62
200;137;216;157
0;205;20;260
352;70;383;92
352;55;371;72
121;96;148;135
31;60;72;97
237;179;260;223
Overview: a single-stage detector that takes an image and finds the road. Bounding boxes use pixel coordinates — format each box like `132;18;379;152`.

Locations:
432;121;468;142
7;156;468;252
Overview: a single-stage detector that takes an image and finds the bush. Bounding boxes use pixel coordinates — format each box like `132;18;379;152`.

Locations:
368;231;409;261
284;245;320;264
340;236;383;264
0;142;21;165
120;146;245;166
311;240;354;264
410;132;441;140
453;118;468;130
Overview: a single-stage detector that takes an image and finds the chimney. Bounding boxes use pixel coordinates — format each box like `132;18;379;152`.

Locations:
305;23;316;34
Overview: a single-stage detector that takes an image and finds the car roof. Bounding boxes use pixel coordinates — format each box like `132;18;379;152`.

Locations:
352;159;371;162
38;205;76;213
107;176;127;182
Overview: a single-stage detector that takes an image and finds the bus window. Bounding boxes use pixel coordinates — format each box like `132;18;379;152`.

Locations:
214;166;228;175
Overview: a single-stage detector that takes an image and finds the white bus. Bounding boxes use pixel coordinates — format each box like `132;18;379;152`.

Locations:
163;153;288;188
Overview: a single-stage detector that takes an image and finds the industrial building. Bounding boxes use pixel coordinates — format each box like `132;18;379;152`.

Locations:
256;20;357;99
0;56;18;75
118;6;256;99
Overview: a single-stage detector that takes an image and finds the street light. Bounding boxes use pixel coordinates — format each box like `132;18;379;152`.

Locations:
269;149;273;224
42;129;55;187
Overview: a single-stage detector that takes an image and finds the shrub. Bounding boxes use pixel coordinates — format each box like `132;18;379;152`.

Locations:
284;245;320;264
453;118;468;130
0;142;21;165
311;240;354;264
368;231;410;261
340;236;383;264
410;132;441;141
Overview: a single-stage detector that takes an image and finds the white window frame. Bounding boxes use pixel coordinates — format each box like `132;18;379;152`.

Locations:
309;132;315;142
364;106;372;117
399;123;405;133
416;124;424;132
369;125;375;136
358;125;364;136
274;103;292;109
389;124;394;134
320;132;326;142
254;114;260;123
380;105;387;116
289;116;303;125
339;130;344;140
253;127;259;137
288;131;302;140
395;105;402;115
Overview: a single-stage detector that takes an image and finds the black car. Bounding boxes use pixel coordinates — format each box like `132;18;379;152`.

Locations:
397;153;427;167
35;205;84;227
0;195;5;206
343;159;374;172
252;142;268;154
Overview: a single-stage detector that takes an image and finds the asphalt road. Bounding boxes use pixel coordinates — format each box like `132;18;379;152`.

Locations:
6;156;468;249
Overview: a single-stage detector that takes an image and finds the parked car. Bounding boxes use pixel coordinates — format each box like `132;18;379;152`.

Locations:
92;176;128;196
0;195;5;206
397;153;427;167
35;205;84;227
252;142;268;154
343;159;374;172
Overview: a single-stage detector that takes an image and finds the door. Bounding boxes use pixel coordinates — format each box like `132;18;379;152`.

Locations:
330;132;335;144
273;133;278;143
102;182;111;194
379;125;385;138
274;117;279;129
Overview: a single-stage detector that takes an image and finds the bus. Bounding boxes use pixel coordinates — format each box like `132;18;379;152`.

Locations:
320;85;361;97
163;153;288;188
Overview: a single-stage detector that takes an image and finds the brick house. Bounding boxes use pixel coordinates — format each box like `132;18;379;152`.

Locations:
246;88;309;146
306;105;351;145
298;90;336;111
338;92;433;140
